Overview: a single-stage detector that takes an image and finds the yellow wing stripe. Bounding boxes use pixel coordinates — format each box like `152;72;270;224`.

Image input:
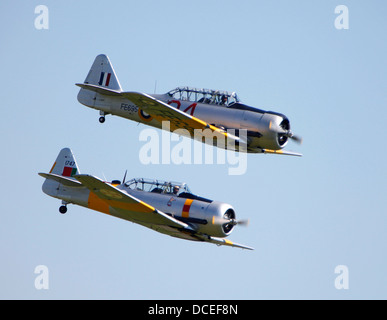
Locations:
264;149;283;154
225;239;234;246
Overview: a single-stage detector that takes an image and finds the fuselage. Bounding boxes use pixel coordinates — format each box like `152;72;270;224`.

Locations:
42;177;236;238
77;88;291;152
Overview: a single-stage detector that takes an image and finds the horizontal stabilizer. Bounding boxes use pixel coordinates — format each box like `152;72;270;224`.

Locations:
75;83;122;96
38;172;83;187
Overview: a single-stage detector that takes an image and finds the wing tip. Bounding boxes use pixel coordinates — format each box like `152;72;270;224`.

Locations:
207;236;254;250
261;149;302;157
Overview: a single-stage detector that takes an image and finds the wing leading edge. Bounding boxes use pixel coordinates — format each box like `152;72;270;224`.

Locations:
197;235;254;250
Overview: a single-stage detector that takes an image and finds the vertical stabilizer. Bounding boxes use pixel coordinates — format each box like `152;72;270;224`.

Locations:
77;54;122;108
41;148;80;198
82;54;122;91
49;148;80;178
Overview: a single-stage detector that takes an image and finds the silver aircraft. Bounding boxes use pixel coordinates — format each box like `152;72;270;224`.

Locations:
76;54;302;156
39;148;253;250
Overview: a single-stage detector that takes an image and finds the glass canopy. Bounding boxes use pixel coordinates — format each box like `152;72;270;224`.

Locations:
167;87;240;107
124;178;192;195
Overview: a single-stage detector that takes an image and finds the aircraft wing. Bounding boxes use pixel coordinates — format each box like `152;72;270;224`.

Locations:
73;174;191;230
122;92;240;144
254;148;303;157
197;235;254;250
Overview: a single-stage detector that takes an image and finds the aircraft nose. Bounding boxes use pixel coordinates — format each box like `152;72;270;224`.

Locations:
263;112;289;147
265;112;302;147
272;116;302;145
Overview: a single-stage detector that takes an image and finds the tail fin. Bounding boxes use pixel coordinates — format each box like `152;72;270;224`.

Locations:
40;148;81;197
77;54;122;108
49;148;80;178
82;54;122;91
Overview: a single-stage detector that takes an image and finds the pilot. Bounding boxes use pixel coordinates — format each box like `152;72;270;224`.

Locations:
220;95;228;105
173;185;180;195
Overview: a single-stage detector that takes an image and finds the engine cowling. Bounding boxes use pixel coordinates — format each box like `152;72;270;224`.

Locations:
277;117;290;147
259;112;291;149
201;201;236;237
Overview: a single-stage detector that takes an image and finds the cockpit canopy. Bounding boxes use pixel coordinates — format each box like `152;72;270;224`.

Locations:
167;87;240;107
124;177;192;195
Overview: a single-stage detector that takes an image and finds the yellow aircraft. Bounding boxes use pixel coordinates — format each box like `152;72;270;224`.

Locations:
39;148;253;250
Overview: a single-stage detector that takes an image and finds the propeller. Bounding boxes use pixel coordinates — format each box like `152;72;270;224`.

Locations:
122;170;127;184
286;131;303;144
270;119;303;145
278;128;303;145
212;216;250;227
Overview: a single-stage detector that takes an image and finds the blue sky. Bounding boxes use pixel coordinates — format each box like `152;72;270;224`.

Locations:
1;0;386;299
